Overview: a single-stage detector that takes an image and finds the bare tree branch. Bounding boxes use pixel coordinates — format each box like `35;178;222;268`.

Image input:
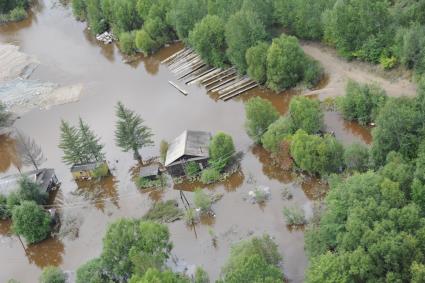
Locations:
14;130;46;171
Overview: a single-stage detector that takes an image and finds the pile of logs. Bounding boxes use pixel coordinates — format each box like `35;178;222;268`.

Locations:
162;48;258;101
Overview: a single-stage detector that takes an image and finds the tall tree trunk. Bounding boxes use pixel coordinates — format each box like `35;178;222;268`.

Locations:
134;148;142;164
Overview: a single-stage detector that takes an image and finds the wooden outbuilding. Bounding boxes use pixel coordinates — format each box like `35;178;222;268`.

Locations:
165;130;211;177
70;161;109;180
139;164;161;181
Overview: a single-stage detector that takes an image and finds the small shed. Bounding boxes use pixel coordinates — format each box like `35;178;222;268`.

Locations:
0;168;59;197
70;161;109;180
140;164;161;180
165;130;211;177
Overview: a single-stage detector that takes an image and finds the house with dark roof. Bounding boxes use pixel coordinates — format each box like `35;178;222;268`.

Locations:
165;130;211;177
0;168;59;197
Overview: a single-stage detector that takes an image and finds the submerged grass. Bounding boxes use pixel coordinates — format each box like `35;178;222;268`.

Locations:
142;200;184;223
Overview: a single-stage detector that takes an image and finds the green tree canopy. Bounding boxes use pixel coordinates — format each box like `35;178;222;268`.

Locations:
290;130;344;176
225;10;267;73
188;15;227;67
12;201;51;244
115;102;154;163
39;266;66;283
371;97;422;166
208;132;235;171
169;0;207;41
59;120;85;165
261;116;293;153
266;35;307;91
343;143;369;172
129;268;189;283
244;97;279;143
76;258;109;283
338;80;387;125
288;96;324;134
246;42;269;84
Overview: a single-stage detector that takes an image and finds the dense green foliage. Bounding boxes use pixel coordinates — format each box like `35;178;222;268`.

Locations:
76;258;108;283
39;266;66;283
261;117;293;153
245;97;279;143
305;170;425;282
188;15;226;67
129;268;189;283
246;42;269;84
219;235;283;283
142;200;183;223
343;143;370;172
208;132;235;171
288;96;324;134
224;10;267;73
201;168;220;184
12;201;51;244
290;130;344;176
0;0;29;23
338;80;387;125
115;102;153;162
282;206;306;226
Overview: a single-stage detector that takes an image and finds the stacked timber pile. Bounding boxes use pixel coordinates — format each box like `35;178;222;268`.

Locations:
162;47;258;101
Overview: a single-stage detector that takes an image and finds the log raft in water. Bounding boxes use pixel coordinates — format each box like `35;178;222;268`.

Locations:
220;81;258;100
169;81;188;95
204;70;237;88
187;68;221;85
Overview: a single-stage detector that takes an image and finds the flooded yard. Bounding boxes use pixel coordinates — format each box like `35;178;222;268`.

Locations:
0;1;372;282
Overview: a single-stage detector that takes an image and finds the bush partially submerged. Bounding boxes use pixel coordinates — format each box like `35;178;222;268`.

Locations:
142;200;183;223
137;175;166;189
39;266;66;283
193;188;212;213
201;168;221;184
282;206;306;226
92;163;110;179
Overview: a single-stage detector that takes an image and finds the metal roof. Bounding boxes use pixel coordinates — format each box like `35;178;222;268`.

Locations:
70;161;104;172
164;130;211;167
0;168;55;197
140;164;160;178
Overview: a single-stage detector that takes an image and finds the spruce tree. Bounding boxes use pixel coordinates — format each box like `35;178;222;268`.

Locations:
115;102;154;162
78;118;105;162
59;120;86;165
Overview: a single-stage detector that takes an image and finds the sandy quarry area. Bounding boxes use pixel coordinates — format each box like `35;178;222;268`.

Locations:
301;41;417;99
0;44;83;114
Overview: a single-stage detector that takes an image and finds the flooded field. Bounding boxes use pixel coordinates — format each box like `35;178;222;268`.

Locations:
0;1;372;282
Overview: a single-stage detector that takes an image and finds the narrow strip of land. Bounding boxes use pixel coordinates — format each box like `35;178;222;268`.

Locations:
301;41;417;99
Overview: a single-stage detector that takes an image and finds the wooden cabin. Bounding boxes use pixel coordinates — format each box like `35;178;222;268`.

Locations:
140;164;161;181
70;161;109;180
0;168;59;197
165;130;211;177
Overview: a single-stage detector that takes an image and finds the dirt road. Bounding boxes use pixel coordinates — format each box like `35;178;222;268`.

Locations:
301;41;417;99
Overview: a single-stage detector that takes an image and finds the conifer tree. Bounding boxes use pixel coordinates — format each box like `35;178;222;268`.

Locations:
78;118;105;162
115;102;154;163
59;120;86;165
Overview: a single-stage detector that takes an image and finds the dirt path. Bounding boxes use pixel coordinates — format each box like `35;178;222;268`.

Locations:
301;41;417;99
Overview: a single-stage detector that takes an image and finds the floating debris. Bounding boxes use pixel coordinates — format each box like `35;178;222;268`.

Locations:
95;31;115;44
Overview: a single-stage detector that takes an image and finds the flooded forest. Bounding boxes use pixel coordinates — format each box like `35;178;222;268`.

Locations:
1;0;424;283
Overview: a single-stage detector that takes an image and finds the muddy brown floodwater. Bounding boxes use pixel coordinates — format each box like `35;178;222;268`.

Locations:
0;1;372;282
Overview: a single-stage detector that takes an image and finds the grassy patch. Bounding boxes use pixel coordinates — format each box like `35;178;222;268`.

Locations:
142;200;184;223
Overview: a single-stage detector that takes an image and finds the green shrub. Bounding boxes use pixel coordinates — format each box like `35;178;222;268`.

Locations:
76;258;105;283
0;194;10;219
246;42;269;84
261;116;293;153
135;29;158;55
71;0;87;20
194;267;209;283
209;132;235;172
185;161;200;177
137;175;165;189
8;7;27;22
245;97;279;143
142;200;183;223
184;207;197;225
201;168;220;184
12;201;51;244
39;266;66;283
119;31;137;55
282;206;306;225
303;58;324;88
343;143;370;172
193;188;212;213
338;80;387;125
380;55;398;70
289;96;324;134
92;163;109;179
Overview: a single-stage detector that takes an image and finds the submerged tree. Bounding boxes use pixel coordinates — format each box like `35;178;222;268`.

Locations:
115;102;154;163
14;130;45;170
0;102;12;129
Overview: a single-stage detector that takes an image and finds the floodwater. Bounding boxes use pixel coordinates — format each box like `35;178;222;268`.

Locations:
0;1;371;282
